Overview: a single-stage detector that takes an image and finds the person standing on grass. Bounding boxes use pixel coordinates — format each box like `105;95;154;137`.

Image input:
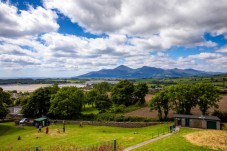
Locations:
45;126;49;134
38;125;42;132
63;120;65;133
63;125;65;133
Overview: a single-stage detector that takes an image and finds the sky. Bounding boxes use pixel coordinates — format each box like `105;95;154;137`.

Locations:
0;0;227;78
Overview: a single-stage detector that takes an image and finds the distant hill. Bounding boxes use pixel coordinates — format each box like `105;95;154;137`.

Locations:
75;65;220;79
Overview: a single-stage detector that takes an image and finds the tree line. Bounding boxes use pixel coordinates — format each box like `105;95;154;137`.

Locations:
2;80;147;119
150;83;220;120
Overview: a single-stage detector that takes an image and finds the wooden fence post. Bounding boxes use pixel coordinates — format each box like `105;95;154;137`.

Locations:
113;139;117;151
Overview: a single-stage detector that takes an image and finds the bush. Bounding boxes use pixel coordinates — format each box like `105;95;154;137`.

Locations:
95;113;155;122
212;110;227;122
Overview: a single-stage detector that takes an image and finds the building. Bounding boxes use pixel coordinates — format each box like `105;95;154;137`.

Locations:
173;114;221;130
33;117;49;127
7;106;23;119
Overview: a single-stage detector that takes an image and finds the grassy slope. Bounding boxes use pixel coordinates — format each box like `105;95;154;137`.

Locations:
134;128;216;151
0;122;171;150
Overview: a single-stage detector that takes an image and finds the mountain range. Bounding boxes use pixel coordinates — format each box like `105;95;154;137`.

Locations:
75;65;220;79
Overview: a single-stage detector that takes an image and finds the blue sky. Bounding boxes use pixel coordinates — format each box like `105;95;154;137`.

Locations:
0;0;227;78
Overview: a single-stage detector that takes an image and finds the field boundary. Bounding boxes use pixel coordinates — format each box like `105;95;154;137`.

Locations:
50;120;169;128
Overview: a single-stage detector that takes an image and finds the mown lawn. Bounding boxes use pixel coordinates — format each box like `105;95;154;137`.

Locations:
134;128;216;151
0;122;171;150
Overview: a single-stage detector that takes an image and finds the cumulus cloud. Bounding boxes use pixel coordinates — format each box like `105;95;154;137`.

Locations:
44;0;227;39
1;0;227;77
0;1;59;38
216;45;227;53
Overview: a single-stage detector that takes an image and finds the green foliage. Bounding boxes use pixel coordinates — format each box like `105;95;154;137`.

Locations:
196;83;220;115
150;90;171;121
49;86;84;119
150;83;221;120
93;82;111;94
168;84;198;114
95;94;112;113
111;80;134;106
0;87;12;107
0;88;10;119
133;83;148;104
95;113;154;122
111;80;148;106
22;85;59;117
212;110;227;122
0;106;9;119
84;89;98;107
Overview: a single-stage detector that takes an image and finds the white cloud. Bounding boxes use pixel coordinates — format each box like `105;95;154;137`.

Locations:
1;0;227;77
216;46;227;53
0;1;59;38
44;0;227;41
188;53;222;60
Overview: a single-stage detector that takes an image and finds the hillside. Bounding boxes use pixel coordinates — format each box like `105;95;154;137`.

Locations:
76;65;220;79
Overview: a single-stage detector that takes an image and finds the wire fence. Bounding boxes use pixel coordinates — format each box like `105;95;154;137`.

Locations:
2;127;174;151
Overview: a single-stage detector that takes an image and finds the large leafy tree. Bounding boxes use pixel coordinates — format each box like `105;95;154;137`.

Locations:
133;83;148;104
22;85;59;117
196;83;220;115
111;80;134;106
0;87;12;107
0;88;10;119
95;94;112;113
49;87;84;119
150;90;171;120
168;84;197;114
84;89;98;108
93;82;111;94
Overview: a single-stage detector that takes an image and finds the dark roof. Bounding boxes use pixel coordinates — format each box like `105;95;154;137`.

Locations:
34;117;47;122
173;114;220;121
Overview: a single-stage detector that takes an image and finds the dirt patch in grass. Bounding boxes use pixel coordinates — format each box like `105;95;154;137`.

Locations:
185;130;227;150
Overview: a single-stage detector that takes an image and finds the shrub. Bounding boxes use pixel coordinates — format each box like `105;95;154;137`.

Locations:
212;110;227;122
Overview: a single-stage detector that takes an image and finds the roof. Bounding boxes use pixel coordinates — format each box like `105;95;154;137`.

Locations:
173;114;220;121
34;117;47;122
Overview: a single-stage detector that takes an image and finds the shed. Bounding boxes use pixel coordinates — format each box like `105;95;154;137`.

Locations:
33;117;49;127
173;114;221;130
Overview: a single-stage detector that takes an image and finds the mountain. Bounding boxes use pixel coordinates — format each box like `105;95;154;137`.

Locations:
75;65;220;79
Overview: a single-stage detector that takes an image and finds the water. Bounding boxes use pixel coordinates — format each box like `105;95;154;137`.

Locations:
0;83;86;92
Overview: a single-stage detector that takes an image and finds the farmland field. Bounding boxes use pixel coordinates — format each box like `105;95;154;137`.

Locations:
126;95;227;118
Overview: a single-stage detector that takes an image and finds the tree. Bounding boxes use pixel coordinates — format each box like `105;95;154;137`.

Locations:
196;83;220;115
95;94;112;113
133;83;148;104
22;85;59;117
111;80;134;106
93;82;111;94
0;87;12;107
0;88;10;119
150;90;171;120
168;84;197;114
84;89;98;108
49;87;84;119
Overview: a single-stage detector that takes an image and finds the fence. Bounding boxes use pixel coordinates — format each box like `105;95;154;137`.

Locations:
49;120;169;128
8;140;121;151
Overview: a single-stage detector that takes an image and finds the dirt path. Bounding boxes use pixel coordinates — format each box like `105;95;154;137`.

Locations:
123;127;180;151
123;133;172;151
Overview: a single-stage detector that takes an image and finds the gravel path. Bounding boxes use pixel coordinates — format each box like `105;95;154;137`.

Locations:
123;127;180;151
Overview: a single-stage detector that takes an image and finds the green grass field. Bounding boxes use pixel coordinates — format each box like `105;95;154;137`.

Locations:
0;122;171;150
134;128;216;151
1;122;223;151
